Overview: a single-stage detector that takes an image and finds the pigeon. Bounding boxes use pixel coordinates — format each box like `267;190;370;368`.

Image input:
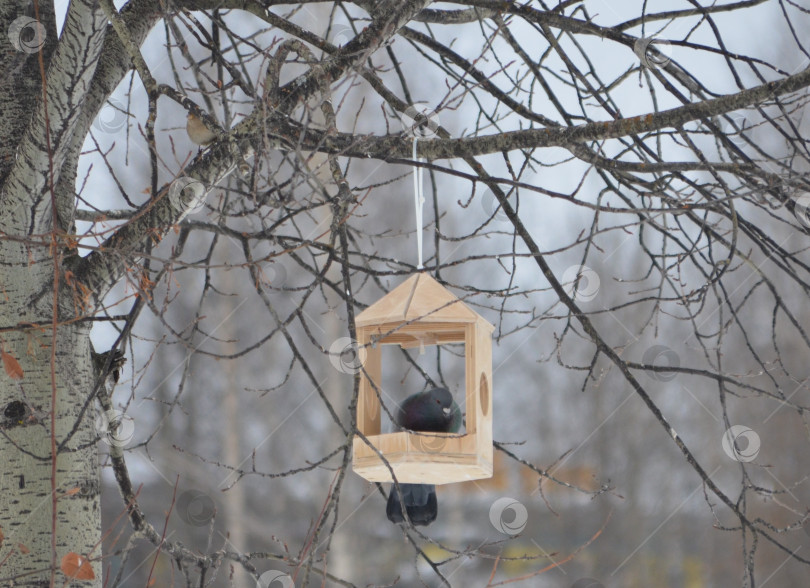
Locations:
397;386;462;434
386;387;461;527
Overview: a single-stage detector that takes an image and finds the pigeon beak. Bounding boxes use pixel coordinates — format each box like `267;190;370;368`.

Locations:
442;407;451;416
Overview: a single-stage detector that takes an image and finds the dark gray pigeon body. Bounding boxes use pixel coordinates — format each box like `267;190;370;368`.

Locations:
386;387;461;527
397;386;462;434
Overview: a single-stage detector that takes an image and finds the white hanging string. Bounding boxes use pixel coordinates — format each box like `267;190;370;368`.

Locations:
412;137;424;270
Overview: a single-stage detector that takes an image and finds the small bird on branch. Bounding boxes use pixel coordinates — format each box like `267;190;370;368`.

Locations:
186;112;217;146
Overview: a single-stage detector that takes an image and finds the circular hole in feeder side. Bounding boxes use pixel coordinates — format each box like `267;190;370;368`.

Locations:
480;372;489;416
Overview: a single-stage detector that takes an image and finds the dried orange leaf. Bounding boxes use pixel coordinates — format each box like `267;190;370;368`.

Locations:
2;351;23;380
61;552;95;580
17;543;29;554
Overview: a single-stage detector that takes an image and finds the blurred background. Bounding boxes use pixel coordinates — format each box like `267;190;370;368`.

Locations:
71;1;810;586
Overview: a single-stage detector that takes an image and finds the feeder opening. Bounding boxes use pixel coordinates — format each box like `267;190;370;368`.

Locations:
380;344;468;436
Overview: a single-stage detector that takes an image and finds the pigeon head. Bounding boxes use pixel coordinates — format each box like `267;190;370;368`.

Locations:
432;387;455;417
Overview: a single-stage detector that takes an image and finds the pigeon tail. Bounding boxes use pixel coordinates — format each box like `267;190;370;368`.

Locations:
386;483;438;526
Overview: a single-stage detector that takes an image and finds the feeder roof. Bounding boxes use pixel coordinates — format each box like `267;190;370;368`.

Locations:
355;273;494;329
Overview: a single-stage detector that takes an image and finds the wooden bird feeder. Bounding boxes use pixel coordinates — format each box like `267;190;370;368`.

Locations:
352;273;494;485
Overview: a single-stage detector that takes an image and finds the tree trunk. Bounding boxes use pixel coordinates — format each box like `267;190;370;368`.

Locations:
0;0;106;582
0;271;101;584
